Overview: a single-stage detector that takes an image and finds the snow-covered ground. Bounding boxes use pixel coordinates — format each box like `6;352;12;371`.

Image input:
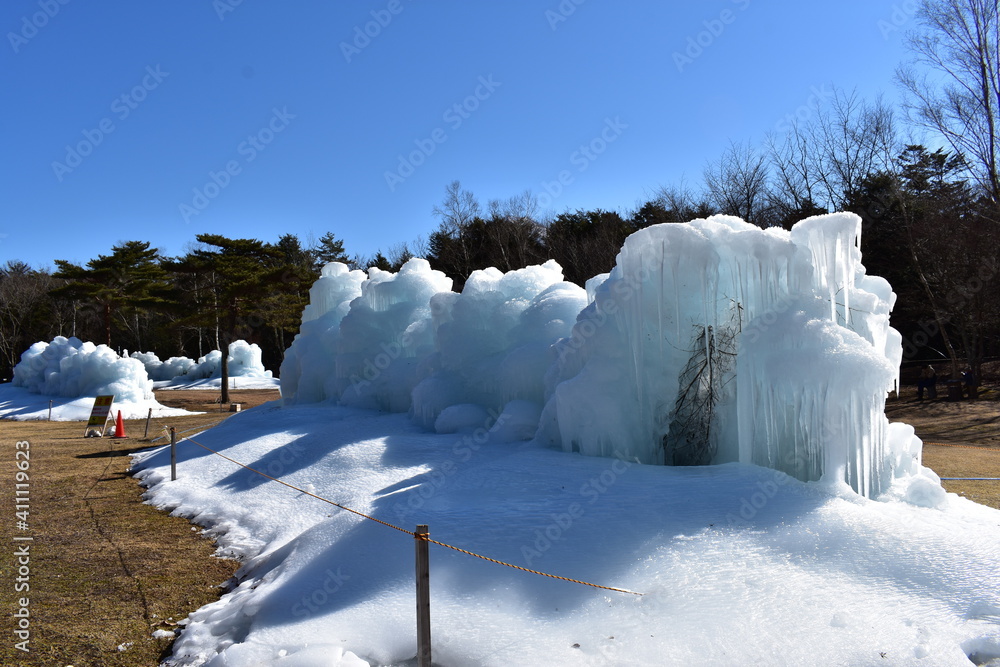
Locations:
0;382;192;421
132;401;1000;667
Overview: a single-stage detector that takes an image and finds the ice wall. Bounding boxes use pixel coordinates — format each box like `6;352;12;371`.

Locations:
13;336;153;402
281;214;910;497
538;213;904;497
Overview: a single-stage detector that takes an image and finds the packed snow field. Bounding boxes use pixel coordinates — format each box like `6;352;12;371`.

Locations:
6;214;1000;664
132;403;1000;666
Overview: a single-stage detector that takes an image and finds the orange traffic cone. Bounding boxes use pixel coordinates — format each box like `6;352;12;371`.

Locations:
113;410;126;438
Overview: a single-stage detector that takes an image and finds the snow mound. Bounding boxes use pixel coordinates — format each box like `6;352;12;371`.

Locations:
12;336;152;402
131;351;196;381
132;340;273;383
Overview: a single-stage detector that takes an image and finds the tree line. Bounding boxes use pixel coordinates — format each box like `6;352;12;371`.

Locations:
1;0;997;385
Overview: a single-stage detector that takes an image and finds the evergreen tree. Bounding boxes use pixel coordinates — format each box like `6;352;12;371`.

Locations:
311;231;350;271
51;241;170;348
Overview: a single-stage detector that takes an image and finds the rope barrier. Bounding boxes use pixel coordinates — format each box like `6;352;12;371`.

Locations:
180;434;642;596
422;536;641;595
149;420;227;443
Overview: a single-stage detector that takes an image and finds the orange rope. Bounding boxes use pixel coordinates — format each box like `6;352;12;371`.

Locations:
181;434;642;596
424;537;641;595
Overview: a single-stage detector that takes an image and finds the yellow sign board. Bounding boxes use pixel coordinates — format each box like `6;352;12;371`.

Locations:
85;395;115;437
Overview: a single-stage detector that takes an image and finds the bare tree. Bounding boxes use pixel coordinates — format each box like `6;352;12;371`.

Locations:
813;90;898;209
897;0;1000;201
0;262;56;380
431;181;482;279
766;124;824;213
652;181;716;221
703;141;772;226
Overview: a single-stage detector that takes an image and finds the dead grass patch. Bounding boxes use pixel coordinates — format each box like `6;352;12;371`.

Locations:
0;390;276;666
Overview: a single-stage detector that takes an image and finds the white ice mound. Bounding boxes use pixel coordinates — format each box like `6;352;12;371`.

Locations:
280;257;586;429
12;336;152;402
130;351;196;381
280;262;366;405
538;213;905;497
132;340;272;382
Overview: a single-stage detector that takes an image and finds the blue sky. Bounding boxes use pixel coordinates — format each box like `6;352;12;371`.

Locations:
2;1;920;269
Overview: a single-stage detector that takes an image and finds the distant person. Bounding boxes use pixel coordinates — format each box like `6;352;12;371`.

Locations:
918;365;937;400
962;367;978;400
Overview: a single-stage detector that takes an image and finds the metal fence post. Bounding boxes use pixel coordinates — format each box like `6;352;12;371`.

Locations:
415;524;431;667
170;426;177;481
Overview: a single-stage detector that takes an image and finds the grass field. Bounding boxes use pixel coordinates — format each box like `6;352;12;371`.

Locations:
0;390;276;667
0;385;997;666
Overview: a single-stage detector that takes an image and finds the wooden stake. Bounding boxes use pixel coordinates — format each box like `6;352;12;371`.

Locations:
143;407;153;439
415;524;431;667
170;426;177;481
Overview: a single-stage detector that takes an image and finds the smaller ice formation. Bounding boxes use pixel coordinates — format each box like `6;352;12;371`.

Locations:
132;341;272;382
131;351;196;381
13;336;152;402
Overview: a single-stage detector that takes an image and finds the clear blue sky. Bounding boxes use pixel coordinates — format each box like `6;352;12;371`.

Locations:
1;0;920;269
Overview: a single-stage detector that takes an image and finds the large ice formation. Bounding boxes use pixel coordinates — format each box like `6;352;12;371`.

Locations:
281;214;910;497
12;336;153;402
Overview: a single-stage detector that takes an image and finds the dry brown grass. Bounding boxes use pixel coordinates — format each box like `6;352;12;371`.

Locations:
0;390;277;666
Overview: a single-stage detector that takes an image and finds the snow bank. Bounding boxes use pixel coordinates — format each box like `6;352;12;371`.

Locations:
12;336;152;402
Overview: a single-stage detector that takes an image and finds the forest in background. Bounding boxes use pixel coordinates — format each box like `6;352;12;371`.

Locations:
1;0;998;385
